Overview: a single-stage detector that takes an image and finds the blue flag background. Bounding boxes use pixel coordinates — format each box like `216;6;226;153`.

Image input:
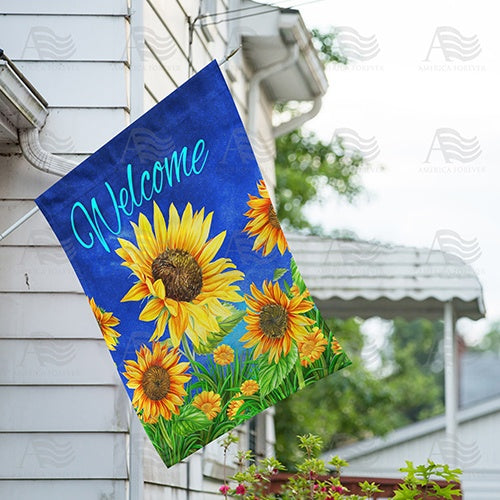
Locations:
36;60;350;467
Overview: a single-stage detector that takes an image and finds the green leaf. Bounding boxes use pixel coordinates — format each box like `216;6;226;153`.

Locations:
273;267;288;282
290;258;307;293
194;305;245;354
257;344;298;396
169;405;211;436
431;483;462;499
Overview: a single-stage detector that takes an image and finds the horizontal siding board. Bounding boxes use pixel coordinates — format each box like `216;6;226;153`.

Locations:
0;338;118;385
0;385;129;432
0;293;100;339
144;483;188;500
0;200;58;246
0;432;128;479
0;156;61;200
40;107;128;154
0;479;127;500
1;15;127;61
14;62;128;108
0;246;81;293
0;0;128;15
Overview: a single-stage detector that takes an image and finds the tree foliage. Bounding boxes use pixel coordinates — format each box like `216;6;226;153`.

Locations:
275;131;363;232
273;29;444;467
275;318;445;468
273;28;364;233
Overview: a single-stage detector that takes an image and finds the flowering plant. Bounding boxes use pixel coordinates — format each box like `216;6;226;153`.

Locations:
219;433;462;500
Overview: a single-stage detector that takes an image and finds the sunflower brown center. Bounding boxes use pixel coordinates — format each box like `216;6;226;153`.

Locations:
142;365;170;401
259;304;288;339
152;249;203;302
268;205;281;229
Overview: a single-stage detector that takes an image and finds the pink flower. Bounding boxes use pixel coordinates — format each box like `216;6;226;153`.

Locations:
235;484;246;495
219;484;230;494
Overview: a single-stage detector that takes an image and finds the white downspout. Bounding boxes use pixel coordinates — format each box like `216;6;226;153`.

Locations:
247;44;299;143
18;128;76;177
272;95;322;138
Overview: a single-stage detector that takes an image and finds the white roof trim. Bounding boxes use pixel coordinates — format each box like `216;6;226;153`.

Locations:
322;395;500;463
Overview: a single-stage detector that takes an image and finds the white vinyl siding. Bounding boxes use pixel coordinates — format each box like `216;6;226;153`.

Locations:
0;1;131;498
0;1;277;498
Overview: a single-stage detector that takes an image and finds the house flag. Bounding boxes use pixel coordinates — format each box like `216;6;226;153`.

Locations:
35;60;350;467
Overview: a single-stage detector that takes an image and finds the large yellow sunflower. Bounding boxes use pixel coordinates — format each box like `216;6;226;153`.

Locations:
116;202;244;346
123;342;191;424
243;179;288;256
241;280;315;363
88;297;120;350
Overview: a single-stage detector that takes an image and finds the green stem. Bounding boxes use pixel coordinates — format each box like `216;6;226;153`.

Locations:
295;358;305;390
157;416;173;450
181;337;196;364
320;354;328;377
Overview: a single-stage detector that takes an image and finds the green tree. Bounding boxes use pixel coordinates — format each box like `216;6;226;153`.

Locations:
275;131;363;232
275;318;445;468
384;318;444;423
472;321;500;353
273;29;444;467
274;28;364;233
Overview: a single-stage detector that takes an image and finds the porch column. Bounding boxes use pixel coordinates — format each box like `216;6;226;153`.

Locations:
443;300;458;466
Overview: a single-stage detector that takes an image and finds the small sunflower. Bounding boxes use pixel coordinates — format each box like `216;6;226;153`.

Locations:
241;280;315;363
243;179;288;256
298;327;328;367
331;338;343;355
227;393;244;420
192;391;222;420
123;342;191;424
88;297;121;350
116;202;244;347
213;344;234;366
240;379;259;396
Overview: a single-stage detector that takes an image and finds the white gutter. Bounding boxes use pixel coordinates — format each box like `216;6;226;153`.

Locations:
0;54;76;242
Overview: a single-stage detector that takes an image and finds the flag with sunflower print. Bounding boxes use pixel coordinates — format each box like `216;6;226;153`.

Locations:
35;60;350;467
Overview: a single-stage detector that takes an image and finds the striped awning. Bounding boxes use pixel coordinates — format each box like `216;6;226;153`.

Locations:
287;234;485;320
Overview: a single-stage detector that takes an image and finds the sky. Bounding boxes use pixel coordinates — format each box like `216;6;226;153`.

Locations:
285;0;500;343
